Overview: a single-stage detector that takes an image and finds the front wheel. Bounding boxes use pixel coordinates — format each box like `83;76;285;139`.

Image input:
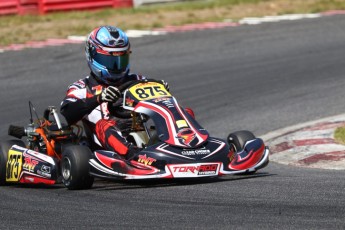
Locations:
0;140;25;185
61;145;94;190
227;130;256;152
227;130;257;175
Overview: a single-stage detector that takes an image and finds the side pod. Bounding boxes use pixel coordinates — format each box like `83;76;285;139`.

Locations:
6;145;59;185
228;138;267;171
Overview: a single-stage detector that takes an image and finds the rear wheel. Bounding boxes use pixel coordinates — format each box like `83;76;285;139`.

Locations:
61;145;94;190
0;140;25;185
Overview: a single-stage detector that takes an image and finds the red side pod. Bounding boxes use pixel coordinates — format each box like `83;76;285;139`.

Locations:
126;159;160;176
228;139;266;170
95;151;120;169
94;151;160;176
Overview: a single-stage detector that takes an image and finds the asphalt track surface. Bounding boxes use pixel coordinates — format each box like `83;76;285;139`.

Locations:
1;15;345;229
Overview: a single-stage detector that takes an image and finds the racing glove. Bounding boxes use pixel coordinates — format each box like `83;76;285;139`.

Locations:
100;86;121;103
161;80;170;91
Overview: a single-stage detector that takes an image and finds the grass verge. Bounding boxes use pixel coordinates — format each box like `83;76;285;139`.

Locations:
0;0;345;46
334;127;345;145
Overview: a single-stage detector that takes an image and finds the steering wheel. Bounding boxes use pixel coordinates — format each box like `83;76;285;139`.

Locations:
107;80;138;119
108;79;166;118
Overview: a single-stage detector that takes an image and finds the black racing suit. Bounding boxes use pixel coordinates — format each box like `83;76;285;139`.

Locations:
60;73;144;157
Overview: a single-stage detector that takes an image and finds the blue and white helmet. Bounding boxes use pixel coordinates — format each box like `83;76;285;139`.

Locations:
85;26;131;85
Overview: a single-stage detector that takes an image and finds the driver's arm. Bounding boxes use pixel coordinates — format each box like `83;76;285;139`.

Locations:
60;91;100;125
60;83;120;125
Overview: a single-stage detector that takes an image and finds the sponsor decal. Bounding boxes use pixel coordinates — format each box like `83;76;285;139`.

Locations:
100;102;110;119
176;128;196;147
37;165;52;178
161;100;174;108
169;163;219;177
181;149;211;156
125;97;135;107
74;82;85;89
92;85;103;95
153;97;170;103
137;154;157;166
25;177;35;183
228;149;236;162
23;156;39;173
24;149;55;165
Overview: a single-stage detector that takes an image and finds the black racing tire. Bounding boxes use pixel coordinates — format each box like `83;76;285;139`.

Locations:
0;140;25;185
227;130;257;175
61;145;94;190
227;130;256;152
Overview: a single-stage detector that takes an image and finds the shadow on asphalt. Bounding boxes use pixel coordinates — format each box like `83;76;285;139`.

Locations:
3;183;65;189
1;172;274;191
90;172;275;191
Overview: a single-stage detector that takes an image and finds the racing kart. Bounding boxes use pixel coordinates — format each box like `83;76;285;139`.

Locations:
0;80;269;189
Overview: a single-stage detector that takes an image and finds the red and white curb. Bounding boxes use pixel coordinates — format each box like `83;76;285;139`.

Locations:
1;10;345;53
153;21;239;32
238;13;321;25
262;114;345;170
0;38;84;53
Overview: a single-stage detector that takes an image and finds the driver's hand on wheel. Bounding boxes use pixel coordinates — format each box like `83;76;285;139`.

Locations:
100;86;121;103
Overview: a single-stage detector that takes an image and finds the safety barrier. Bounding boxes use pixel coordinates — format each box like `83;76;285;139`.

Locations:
19;0;39;14
0;0;132;16
0;0;19;15
37;0;130;14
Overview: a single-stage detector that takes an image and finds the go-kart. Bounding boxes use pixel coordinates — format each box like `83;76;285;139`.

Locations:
62;80;269;189
0;80;269;190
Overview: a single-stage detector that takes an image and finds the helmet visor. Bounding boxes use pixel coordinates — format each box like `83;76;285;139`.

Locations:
93;52;129;74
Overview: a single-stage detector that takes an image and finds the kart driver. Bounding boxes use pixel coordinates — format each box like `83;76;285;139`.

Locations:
60;26;169;160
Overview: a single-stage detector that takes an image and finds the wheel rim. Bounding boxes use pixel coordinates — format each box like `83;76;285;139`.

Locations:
62;157;72;181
